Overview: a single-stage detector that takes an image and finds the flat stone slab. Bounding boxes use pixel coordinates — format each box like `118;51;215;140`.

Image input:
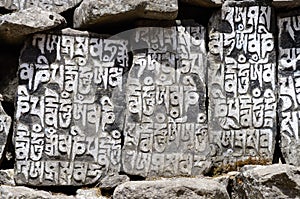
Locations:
14;28;128;186
113;177;230;199
0;7;66;44
208;1;277;166
0;95;11;166
0;0;82;13
278;12;300;166
273;0;300;8
122;21;210;177
73;0;178;28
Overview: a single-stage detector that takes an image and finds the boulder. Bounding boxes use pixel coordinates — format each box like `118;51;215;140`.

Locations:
0;169;15;186
0;7;66;44
0;0;82;13
97;174;130;190
232;164;300;198
113;177;230;199
73;0;178;28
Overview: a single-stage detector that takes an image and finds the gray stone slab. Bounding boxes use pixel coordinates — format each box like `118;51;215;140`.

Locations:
0;95;11;165
0;7;66;44
0;0;82;13
208;1;277;166
113;177;230;199
278;12;300;166
73;0;178;29
273;0;300;8
14;28;128;186
122;21;210;177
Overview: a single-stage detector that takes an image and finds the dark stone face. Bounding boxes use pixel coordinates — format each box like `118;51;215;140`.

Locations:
278;14;300;166
122;24;209;177
0;99;11;165
14;30;128;186
208;4;276;166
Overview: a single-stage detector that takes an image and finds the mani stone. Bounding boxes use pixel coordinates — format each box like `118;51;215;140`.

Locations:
208;1;277;166
0;95;11;165
14;28;128;186
122;21;210;178
73;0;178;29
113;177;230;199
278;12;300;166
0;7;66;44
0;0;82;13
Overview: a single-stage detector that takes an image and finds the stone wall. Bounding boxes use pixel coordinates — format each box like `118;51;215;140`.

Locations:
0;0;300;198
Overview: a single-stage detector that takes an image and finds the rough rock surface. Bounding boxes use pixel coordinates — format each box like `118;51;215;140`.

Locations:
0;95;11;165
0;0;82;13
97;174;130;189
73;0;178;28
232;164;300;199
0;185;108;198
113;177;230;199
0;169;15;186
180;0;222;7
0;7;66;44
0;185;74;199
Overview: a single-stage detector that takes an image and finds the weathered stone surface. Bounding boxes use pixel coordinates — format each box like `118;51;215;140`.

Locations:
0;95;11;165
122;21;210;178
113;177;230;199
0;169;15;186
0;185;75;199
231;164;300;198
0;7;66;44
76;188;107;199
14;28;128;186
97;174;129;189
278;12;300;166
0;0;82;13
273;0;300;8
73;0;178;28
180;0;222;7
208;1;276;166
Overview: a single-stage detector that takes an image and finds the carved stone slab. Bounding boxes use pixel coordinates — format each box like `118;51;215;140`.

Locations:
0;95;11;165
208;1;276;166
278;12;300;166
14;28;128;186
0;0;82;13
122;21;210;177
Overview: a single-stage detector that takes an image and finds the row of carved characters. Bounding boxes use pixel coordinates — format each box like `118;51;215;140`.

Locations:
122;151;208;177
133;26;205;55
210;6;274;61
211;90;276;129
210;129;273;159
15;161;106;185
19;34;127;92
1;0;81;11
16;86;115;131
15;122;121;163
123;122;208;153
